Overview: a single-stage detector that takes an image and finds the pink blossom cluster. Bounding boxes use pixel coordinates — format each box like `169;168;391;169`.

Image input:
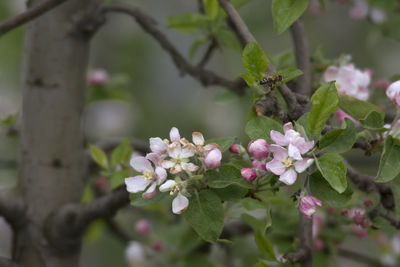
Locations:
125;127;222;214
349;0;387;24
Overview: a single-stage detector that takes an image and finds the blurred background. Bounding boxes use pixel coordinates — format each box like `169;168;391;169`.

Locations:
1;0;400;266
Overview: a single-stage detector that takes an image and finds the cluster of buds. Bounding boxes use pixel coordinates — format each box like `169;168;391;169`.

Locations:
125;127;222;214
349;0;387;24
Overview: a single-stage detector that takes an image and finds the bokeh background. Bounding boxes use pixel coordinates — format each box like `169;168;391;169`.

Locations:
1;0;400;266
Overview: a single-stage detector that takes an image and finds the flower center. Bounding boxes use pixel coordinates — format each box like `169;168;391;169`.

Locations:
282;158;293;168
144;169;153;180
170;185;180;195
335;82;341;90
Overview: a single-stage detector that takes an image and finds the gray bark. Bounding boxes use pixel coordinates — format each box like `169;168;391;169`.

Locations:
16;0;95;266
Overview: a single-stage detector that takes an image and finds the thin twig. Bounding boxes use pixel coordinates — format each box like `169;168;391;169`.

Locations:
369;208;400;229
290;20;311;96
100;3;246;94
197;38;218;69
0;0;69;37
338;248;385;267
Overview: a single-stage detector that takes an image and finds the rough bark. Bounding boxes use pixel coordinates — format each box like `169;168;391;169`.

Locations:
15;0;96;266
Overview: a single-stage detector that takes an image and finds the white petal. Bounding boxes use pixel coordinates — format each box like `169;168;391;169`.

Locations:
192;132;204;146
170;127;180;142
180;145;195;158
168;142;182;159
125;176;151;193
146;152;161;166
324;66;338;82
155;166;167;184
130;156;153;173
181;162;199;172
266;159;285;175
288;144;302;161
159;160;175;169
142;183;156;199
172;194;189;214
268;145;288;160
204;143;219;151
283;122;293;133
294;158;314;173
170;164;182;174
159;180;176;192
149;137;168;154
279;169;297;185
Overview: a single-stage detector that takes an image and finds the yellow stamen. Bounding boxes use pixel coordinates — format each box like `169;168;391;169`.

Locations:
169;185;180;195
282;158;293;168
335;82;341;90
144;169;153;180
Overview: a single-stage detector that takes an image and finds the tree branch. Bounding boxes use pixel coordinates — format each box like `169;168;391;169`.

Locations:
0;257;19;267
197;38;218;69
337;247;384;267
0;0;69;37
369;208;400;229
290;20;311;96
99;3;246;95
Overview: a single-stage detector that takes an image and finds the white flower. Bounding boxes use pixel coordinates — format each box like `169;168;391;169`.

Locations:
159;180;189;214
125;241;146;267
386;80;400;106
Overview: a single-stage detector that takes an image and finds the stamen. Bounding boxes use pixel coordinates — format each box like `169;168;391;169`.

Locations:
282;158;293;168
144;169;153;180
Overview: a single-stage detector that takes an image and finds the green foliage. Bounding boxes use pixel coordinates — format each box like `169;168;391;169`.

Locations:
376;136;400;182
215;29;242;53
203;0;219;19
0;113;17;127
245;116;282;143
275;68;303;87
110;138;132;167
183;190;224;242
272;0;309;34
130;190;169;206
242;42;268;83
338;94;384;129
206;164;253;189
168;13;210;33
319;118;356;153
212;184;248;200
206;137;236;152
183;253;216;267
315;153;347;193
254;231;276;261
309;171;352;207
110;170;129;189
308;81;338;135
89;144;109;169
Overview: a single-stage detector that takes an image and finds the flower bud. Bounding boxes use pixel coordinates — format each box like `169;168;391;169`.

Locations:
374;80;390;89
335;110;359;126
313;239;324;251
229;144;240;154
299;196;322;219
340;209;348;216
363;198;373;208
349;0;368;20
204;148;222;170
94;176;109;192
251;160;267;171
353;213;365;225
152;240;163;251
247;139;269;159
241;168;257;181
386;80;400;106
135;219;151;235
351;225;368;239
89;69;108;86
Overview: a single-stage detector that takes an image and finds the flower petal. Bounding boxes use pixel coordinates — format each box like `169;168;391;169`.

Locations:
288;144;303;161
266;159;285;175
268;144;288;160
324;66;338;82
168;142;182;159
125;176;151;193
159;180;176;192
155;166;167;184
130;156;153;173
270;130;288;146
142;183;157;199
283;122;293;133
159;160;175;169
149;137;168;154
181;162;199;172
294;158;314;173
172;193;189;214
192;132;204;146
181;145;195;158
170;127;180;142
279;169;297;185
146;152;161;166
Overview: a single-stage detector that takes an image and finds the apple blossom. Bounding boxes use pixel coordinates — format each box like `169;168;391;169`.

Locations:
204;148;222;170
324;63;370;100
152;241;163;251
229;144;240;154
241;168;257;181
125;156;167;198
299;196;322;219
159;180;189;214
247;139;269;159
88;69;108;86
363;198;373;208
125;241;146;267
159;141;198;174
266;145;314;185
251;160;267;171
349;0;368;20
386;80;400;106
351;224;368;238
135;219;151;235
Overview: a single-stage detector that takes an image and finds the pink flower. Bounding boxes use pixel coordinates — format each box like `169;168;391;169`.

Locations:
313;239;324;251
241;168;257;181
152;241;163;251
386;80;400;106
204;148;222;170
251;160;267;171
135;219;151;235
351;225;368;238
324;64;370;100
229;144;240;154
94;176;109;192
335;110;359;126
349;0;368;20
248;139;269;159
159;180;189;214
125;156;167;198
270;122;314;160
266;145;314;185
370;8;387;24
363;198;373;208
89;69;109;86
299;196;322;219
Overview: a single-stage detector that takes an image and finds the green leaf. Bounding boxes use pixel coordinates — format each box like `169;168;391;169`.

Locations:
242;42;268;81
272;0;309;34
203;0;219;19
89;144;109;169
241;197;266;210
275;68;303;86
189;36;208;60
319;118;356;153
183;190;224;242
206;137;235;152
315;153;347;193
110;170;128;189
130;190;169;207
309;171;352;207
245;116;282;143
212;184;248;201
111;138;132;167
338;94;384;129
240;73;256;86
254;231;276;260
168;13;210;34
231;0;253;9
206;164;253;189
308;81;338;135
215;89;240;103
215;29;241;53
376;136;400;182
0;113;18;127
183;254;216;267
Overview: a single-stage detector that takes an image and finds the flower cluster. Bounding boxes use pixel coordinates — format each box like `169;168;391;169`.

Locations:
349;0;387;24
125;127;222;214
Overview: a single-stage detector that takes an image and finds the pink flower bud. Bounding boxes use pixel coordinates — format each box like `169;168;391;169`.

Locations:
89;69;109;86
349;0;368;20
241;168;257;181
152;240;163;251
351;225;368;238
341;209;348;216
335;110;359;126
313;239;324;251
386;80;400;106
229;144;240;154
374;80;390;89
94;176;109;192
300;196;322;219
363;198;373;208
135;219;151;235
353;213;365;225
251;160;267;171
204;148;222;170
247;139;269;159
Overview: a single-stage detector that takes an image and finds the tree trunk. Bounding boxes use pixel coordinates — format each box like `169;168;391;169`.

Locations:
15;0;95;266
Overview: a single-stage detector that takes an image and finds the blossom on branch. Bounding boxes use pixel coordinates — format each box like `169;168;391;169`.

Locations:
299;196;322;219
